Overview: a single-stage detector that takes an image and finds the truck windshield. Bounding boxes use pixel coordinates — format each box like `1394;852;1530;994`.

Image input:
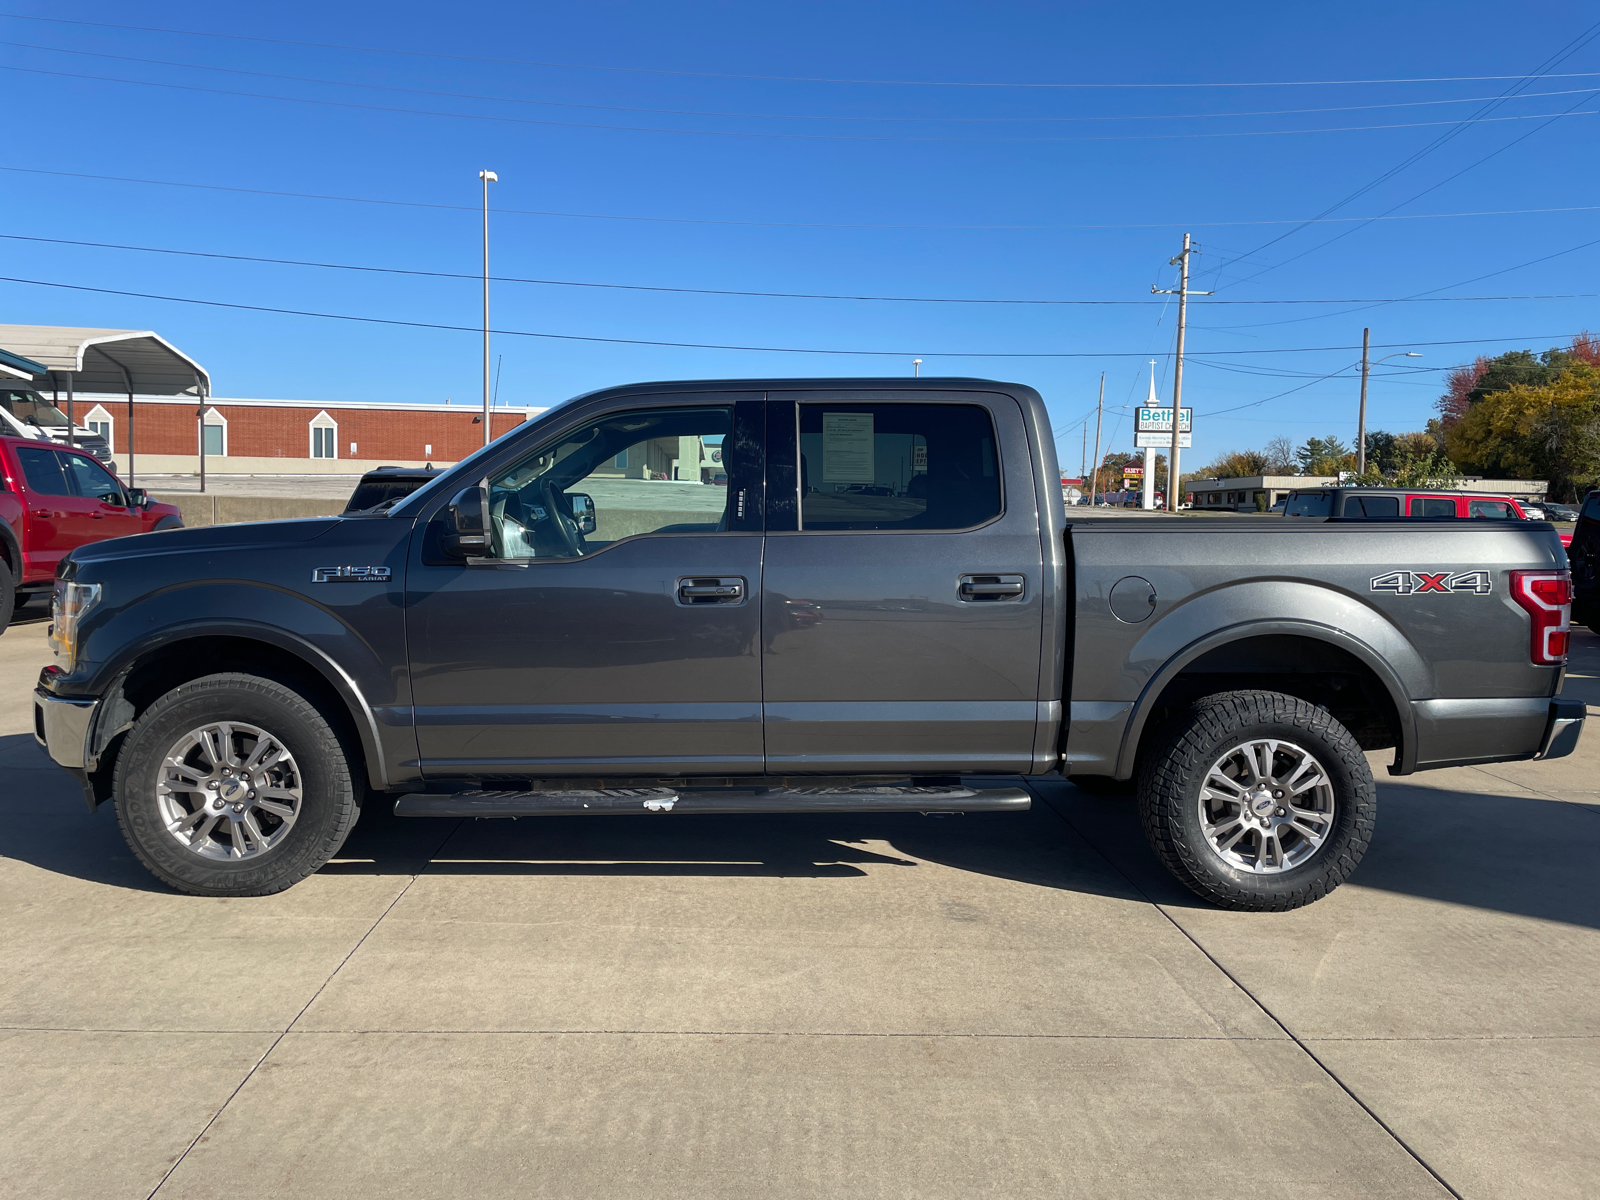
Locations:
1284;492;1334;517
0;389;70;427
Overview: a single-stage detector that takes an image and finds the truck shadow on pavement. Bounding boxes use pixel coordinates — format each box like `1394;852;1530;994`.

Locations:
1044;778;1600;930
5;730;1598;930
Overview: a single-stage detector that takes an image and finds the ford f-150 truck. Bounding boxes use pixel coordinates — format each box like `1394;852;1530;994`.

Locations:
33;378;1584;911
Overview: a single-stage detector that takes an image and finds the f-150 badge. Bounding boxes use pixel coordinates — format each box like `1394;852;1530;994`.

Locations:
311;566;393;583
1370;570;1491;595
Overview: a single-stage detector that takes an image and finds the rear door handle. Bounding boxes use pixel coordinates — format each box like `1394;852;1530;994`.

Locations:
959;574;1026;601
677;576;747;606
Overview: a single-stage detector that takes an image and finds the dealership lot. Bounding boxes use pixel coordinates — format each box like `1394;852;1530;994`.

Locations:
2;608;1596;1199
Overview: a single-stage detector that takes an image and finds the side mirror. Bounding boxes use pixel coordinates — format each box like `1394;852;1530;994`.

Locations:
442;485;489;558
127;488;150;508
569;492;596;535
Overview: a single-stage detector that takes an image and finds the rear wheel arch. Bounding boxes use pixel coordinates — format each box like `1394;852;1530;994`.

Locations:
88;628;387;804
1116;623;1415;780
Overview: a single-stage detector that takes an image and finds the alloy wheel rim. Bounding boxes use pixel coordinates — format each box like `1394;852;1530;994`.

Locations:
155;721;302;860
1197;738;1335;874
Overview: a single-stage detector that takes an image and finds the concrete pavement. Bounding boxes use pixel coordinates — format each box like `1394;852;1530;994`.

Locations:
2;611;1595;1198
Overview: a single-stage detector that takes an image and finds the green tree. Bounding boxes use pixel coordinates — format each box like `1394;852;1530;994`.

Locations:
1445;365;1600;501
1296;435;1353;476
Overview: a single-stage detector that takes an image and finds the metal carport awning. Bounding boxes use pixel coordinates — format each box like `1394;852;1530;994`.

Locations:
0;325;211;488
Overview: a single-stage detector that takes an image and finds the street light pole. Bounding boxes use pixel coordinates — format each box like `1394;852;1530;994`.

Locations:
479;169;498;447
912;358;922;378
1356;332;1423;476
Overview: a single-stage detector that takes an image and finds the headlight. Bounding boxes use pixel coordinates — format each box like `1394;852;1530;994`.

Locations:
48;581;102;673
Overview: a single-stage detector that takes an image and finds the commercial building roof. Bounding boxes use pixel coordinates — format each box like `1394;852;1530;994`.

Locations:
0;325;210;396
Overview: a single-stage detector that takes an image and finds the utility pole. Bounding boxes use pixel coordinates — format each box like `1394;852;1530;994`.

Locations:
1357;326;1371;475
1152;233;1212;510
1080;423;1087;498
1089;373;1105;506
479;169;498;447
1141;360;1157;511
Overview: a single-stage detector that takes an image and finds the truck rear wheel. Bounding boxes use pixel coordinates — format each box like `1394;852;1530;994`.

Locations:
112;673;360;896
1137;690;1375;912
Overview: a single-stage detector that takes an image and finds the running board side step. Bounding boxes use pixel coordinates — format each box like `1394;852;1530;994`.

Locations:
394;784;1030;818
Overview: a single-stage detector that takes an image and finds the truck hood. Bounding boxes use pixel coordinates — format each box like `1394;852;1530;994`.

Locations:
68;517;345;565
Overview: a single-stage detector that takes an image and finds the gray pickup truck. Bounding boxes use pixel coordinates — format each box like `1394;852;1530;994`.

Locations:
34;378;1583;911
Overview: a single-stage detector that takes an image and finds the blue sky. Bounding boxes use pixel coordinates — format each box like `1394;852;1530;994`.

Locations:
3;1;1598;471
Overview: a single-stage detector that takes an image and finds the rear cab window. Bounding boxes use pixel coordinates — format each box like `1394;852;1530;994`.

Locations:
1284;492;1334;517
797;403;1001;531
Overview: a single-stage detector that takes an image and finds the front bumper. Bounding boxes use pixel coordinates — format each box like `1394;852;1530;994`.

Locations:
34;687;97;771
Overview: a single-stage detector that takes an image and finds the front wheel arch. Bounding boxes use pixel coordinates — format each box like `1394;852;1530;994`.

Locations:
87;628;388;804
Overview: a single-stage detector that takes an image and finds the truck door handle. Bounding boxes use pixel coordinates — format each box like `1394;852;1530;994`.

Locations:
33;508;50;517
677;576;747;606
959;574;1026;601
90;512;104;519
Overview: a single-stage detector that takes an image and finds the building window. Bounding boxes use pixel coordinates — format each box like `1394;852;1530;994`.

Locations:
310;411;337;459
614;447;629;469
202;407;227;457
85;404;114;447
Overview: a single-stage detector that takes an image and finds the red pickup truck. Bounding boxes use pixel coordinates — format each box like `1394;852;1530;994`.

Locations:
0;436;183;628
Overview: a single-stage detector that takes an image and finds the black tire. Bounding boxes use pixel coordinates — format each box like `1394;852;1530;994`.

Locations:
0;555;14;632
152;515;184;531
1068;773;1136;796
1572;599;1600;630
112;673;360;896
1137;690;1376;912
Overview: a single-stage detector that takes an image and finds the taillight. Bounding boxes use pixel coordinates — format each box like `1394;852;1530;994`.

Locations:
1509;569;1571;665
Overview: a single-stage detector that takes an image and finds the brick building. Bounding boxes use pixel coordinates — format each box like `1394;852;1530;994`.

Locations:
70;394;542;471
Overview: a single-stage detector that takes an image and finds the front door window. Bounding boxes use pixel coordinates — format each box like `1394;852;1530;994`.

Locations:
486;406;734;559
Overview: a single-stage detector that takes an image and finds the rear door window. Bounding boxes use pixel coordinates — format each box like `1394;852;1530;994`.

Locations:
15;446;72;495
797;403;1001;531
1468;499;1516;520
1342;494;1399;516
1284;492;1334;517
1409;496;1458;518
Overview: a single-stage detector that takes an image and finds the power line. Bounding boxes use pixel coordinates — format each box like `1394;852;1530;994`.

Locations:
6;230;1598;307
1210;19;1600;281
7;165;1598;233
8;13;1600;90
9;38;1599;126
8;62;1595;144
1195;232;1600;331
1215;87;1600;291
0;272;1587;360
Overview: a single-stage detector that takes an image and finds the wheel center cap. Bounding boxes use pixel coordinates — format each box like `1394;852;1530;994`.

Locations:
218;777;248;803
1250;791;1275;816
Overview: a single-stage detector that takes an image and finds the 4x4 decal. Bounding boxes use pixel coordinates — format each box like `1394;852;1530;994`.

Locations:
1370;570;1492;596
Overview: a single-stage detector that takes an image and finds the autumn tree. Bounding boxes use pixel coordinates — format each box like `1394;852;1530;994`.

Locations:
1445;365;1600;501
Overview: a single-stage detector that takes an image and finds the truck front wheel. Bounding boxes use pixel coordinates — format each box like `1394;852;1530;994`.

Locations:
1137;690;1376;911
112;673;360;896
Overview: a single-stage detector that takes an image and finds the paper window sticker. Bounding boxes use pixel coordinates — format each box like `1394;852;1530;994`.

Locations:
822;412;875;483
